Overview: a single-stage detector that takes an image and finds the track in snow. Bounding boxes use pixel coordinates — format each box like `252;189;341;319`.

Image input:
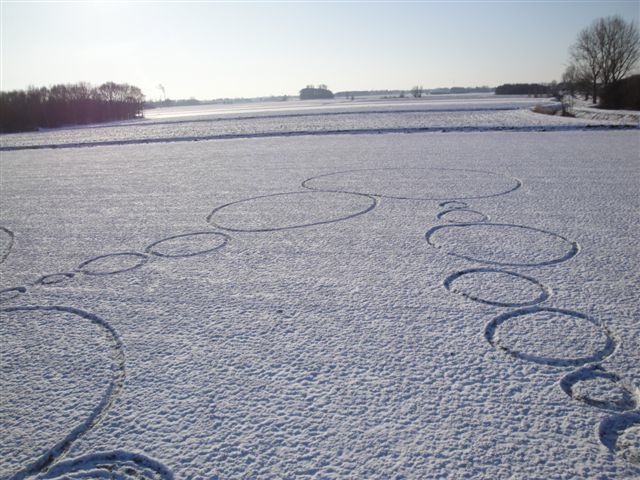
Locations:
35;273;76;286
426;222;580;267
560;365;639;412
207;191;377;232
0;227;14;264
38;451;174;480
302;167;522;201
599;412;640;465
484;307;618;367
76;252;150;276
0;286;26;304
145;231;230;258
1;306;125;480
436;208;489;223
443;268;550;307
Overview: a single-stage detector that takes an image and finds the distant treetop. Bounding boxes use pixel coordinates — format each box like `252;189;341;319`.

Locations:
495;83;551;96
299;85;334;100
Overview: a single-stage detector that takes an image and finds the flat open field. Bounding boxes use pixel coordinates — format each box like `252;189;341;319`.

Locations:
1;96;639;479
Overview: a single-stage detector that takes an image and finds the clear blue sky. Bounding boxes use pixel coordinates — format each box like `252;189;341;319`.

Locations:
1;1;638;100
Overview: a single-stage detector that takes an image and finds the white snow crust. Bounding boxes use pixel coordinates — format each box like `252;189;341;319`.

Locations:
1;97;639;479
1;94;637;151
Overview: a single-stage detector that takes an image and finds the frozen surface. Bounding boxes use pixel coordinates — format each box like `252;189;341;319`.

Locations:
1;95;637;151
1;106;639;479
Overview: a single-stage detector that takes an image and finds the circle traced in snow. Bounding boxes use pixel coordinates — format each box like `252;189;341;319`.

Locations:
207;191;377;232
436;208;489;223
560;365;639;412
40;451;174;480
36;272;75;286
0;286;26;304
302;167;522;200
145;232;230;258
484;307;617;367
443;268;550;307
618;426;640;464
599;412;640;465
0;306;124;479
426;223;579;267
439;200;469;209
76;252;149;276
0;226;14;264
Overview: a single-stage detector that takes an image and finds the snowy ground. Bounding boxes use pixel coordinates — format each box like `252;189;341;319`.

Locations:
1;96;639;479
1;94;637;151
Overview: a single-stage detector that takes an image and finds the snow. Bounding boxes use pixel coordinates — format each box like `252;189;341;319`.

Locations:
141;95;546;119
1;94;637;151
571;107;640;124
1;97;639;479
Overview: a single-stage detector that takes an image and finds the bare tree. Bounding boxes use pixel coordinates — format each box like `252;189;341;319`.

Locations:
570;16;639;102
562;62;592;100
571;21;603;102
601;16;640;85
411;85;424;98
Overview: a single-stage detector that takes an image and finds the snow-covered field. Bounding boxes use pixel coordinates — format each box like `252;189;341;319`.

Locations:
1;94;637;151
1;96;639;479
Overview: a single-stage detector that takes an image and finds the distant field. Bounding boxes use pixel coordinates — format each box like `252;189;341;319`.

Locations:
1;94;637;151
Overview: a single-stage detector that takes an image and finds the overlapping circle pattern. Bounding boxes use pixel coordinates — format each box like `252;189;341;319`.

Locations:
0;228;234;475
0;306;126;479
1;162;637;473
428;181;637;465
1;172;384;475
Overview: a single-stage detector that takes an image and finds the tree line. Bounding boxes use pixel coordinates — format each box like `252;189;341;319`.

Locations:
0;82;144;133
495;83;553;96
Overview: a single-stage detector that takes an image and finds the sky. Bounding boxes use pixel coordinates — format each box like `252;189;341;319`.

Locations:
1;1;638;100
